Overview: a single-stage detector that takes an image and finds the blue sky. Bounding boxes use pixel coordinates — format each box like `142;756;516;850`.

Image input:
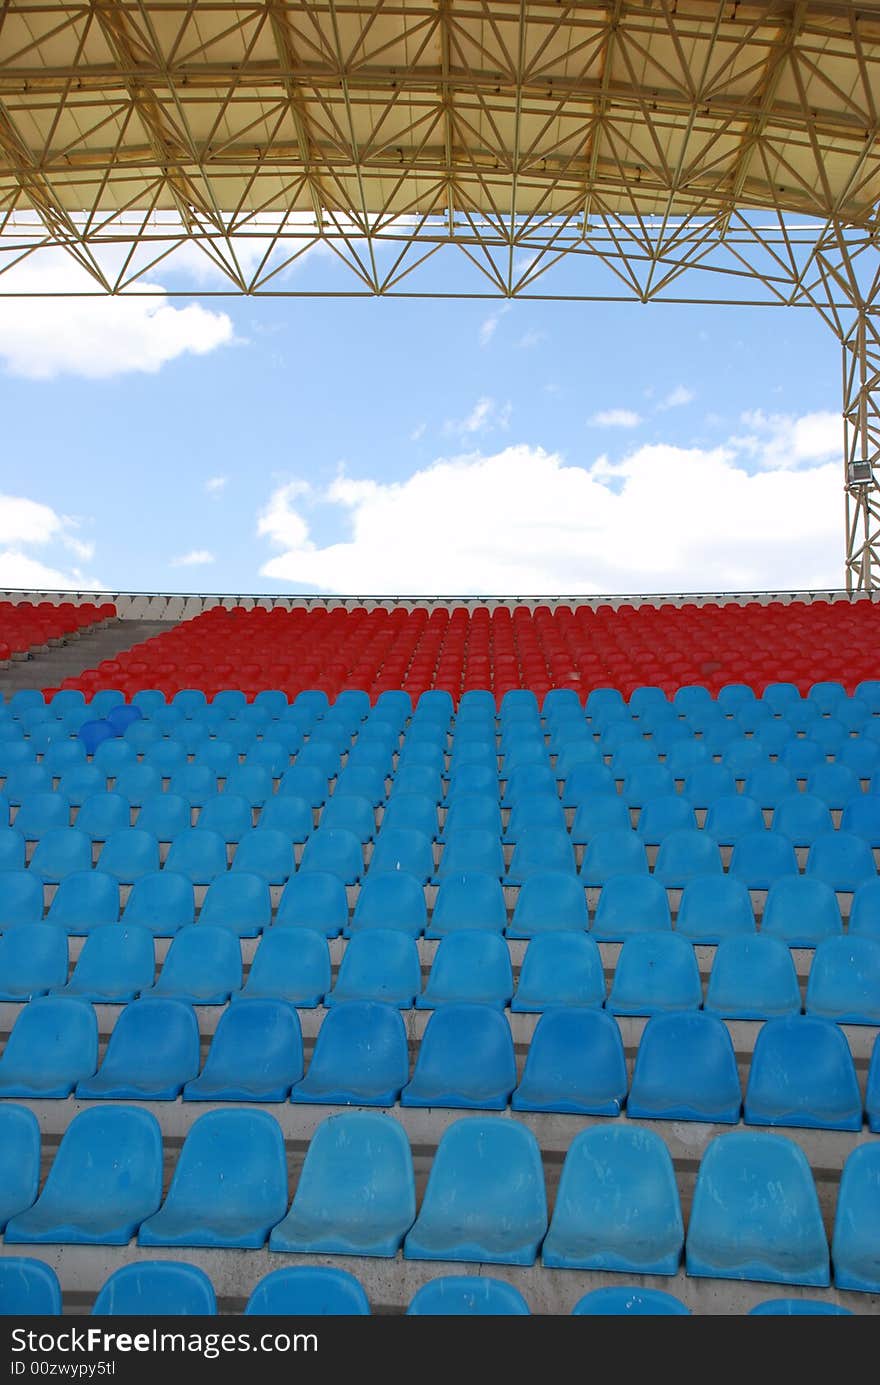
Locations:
0;246;845;596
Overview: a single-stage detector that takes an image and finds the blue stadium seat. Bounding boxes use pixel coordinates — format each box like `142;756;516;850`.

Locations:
0;1106;40;1231
807;719;849;757
761;682;802;713
627;1012;741;1123
5;1106;162;1246
29;827;91;883
512;933;604;1012
225;765;274;808
436;828;503;880
806;935;880;1024
654;828;722;886
142;740;187;778
173;690;208;718
748;1300;851;1316
0;924;67;1000
398;741;444;776
168;765;219;808
543;1126;683;1274
246;1267;370;1316
122;871;194;936
369;827;434;883
744;764;797;809
628;686;670;719
729;830;798;889
610;742;657;777
841;791;880;847
139;1110;287;1249
318;792;376;843
270;1111;414;1257
806;830;877;891
686;1131;830;1286
298;827;363;884
212;689;248;716
408;1277;529;1316
580;829;648;885
375;792;436;841
195;740;238;779
838;737;880;777
291;1001;409;1107
328;929;421;1008
42;741;86;777
236;927;329;1007
14;792;70;840
570;794;631;843
164;827;228;885
77;720;115;757
0;996;97;1097
0;828;24;872
719;740;766;778
3;768;51;808
591;874;671;941
572;1287;689;1316
294;690;330;719
184;999;303;1102
278;765;329;809
349;871;426;938
664;740;711;777
254;792;314;843
53;924;154;1003
0;869;45;927
503;794;566;843
503;764;558;804
404;1117;546;1267
386;765;439;802
443;764;497;800
428;872;506;936
704;795;764;846
832;1144;880;1293
676;875;755;942
680;764;736;808
509;874;588;939
554;742;601;780
780;738;824;776
402;1004;516;1110
92;1262;217;1316
245;740;289;778
231;828;295;885
745;1015;862;1131
93;739;136;777
607;933;702;1016
417;931;513;1009
144;925;241;1004
45;869;118;934
76;998;200;1100
705;935;801;1019
772;792;834;846
507;827;575;883
133;794;190;842
562;762;615;808
373;690;411;724
113;764;162;807
850;877;880;937
0;1258;62;1315
761;876;842;946
636;794;696;844
98;828;160;883
587;688;627;722
275;872;348;937
512;1008;627;1116
198;871;271;936
621;764;675;807
805;763;861;809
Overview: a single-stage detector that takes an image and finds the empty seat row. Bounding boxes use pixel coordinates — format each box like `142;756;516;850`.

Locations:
0;1105;876;1290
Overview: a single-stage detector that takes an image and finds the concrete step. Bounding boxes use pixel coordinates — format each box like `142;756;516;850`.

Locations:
0;621;173;696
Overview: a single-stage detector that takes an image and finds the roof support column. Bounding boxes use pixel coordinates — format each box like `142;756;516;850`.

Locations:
842;297;880;592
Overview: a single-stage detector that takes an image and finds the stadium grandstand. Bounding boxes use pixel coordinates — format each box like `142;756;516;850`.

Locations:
1;0;880;1324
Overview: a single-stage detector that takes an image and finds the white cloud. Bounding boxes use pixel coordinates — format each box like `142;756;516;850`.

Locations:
170;549;215;567
63;537;95;563
205;476;227;496
444;396;511;436
732;409;841;470
590;408;642;428
517;330;547;349
256;425;843;595
478;303;511;347
409;423;427;442
0;250;233;379
0;493;102;589
0;551;104;591
658;385;695;410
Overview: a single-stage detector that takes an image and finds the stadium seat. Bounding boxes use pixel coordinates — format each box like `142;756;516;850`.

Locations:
512;1008;627;1116
225;765;274;808
0;869;42;927
748;1299;851;1316
503;764;557;804
780;738;824;776
591;874;671;940
230;828;294;886
761;876;843;946
402;1004;516;1109
636;794;696;844
743;765;796;810
139;1110;288;1249
579;828;648;885
276;872;348;936
745;1015;862;1131
506;827;575;882
114;764;162;806
806;763;861;809
627;1012;742;1123
132;794;189;843
173;690;208;718
53;924;154;1002
278;766;329;809
511;933;605;1011
654;828;723;885
806;935;880;1024
543;1126;683;1274
4;766;52;806
681;764;737;808
428;872;507;936
236;927;329;1007
93;739;136;777
46;869;119;934
404;1117;547;1266
328;929;421;1007
0;827;24;872
439;793;500;842
445;764;498;800
144;925;241;1004
270;1112;415;1257
435;828;503;881
507;872;588;938
841;792;880;846
0;996;98;1097
572;1287;689;1316
729;830;798;888
408;1277;529;1316
246;1267;370;1316
29;827;91;882
839;737;880;777
164;828;227;885
169;765;219;808
607;933;702;1015
704;795;764;846
686;1131;830;1286
76;998;200;1100
77;720;114;757
184;999;303;1102
503;794;566;842
198;871;271;936
143;741;187;778
5;1106;163;1245
348;871;427;938
92;1262;218;1316
0;1106;40;1231
850;877;880;938
122;871;194;936
675;875;755;942
318;792;376;843
0;1258;62;1315
0;924;67;1001
195;794;252;843
298;827;363;884
291;1000;409;1106
806;830;877;891
417;930;513;1009
562;762;615;808
705;935;801;1019
57;765;105;807
772;793;834;847
14;792;70;840
832;1144;880;1293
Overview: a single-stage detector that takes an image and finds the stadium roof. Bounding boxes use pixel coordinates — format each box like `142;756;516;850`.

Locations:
1;1;879;299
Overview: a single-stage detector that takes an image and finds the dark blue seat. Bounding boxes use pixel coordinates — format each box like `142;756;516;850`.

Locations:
122;871;194;936
806;935;880;1024
676;875;755;942
246;1267;370;1316
291;1001;409;1106
408;1277;529;1316
184;999;303;1102
417;930;513;1009
591;874;671;941
607;933;702;1016
0;996;97;1097
91;1262;217;1315
276;871;348;936
628;1012;741;1123
745;1015;862;1131
328;929;421;1007
0;1105;41;1231
404;1118;547;1267
832;1144;880;1293
76;998;200;1100
512;1008;626;1115
5;1106;163;1246
686;1131;829;1287
0;1258;62;1315
543;1126;683;1274
511;933;605;1011
53;924;154;1002
705;935;801;1020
